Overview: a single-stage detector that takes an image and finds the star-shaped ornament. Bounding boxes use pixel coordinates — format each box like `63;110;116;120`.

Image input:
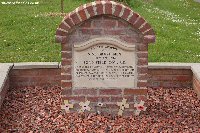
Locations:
61;100;74;113
117;98;129;110
79;100;91;113
117;98;129;116
134;100;147;116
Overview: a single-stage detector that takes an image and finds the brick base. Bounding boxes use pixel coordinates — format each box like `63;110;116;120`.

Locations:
9;69;61;88
0;63;198;115
148;69;192;88
61;88;147;115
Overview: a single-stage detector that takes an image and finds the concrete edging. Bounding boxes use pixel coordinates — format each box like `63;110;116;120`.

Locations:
0;63;13;92
191;65;200;82
13;62;60;69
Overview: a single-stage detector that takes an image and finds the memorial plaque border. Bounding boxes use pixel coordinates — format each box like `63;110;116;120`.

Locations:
73;37;137;89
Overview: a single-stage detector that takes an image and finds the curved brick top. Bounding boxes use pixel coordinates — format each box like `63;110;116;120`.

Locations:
55;0;156;44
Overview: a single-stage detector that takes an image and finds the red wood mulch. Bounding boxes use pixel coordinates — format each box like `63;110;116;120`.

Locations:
0;86;200;132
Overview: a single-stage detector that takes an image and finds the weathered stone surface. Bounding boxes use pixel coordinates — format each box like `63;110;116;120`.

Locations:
73;37;136;88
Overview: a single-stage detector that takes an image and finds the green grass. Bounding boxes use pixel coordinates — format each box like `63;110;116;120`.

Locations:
0;0;200;63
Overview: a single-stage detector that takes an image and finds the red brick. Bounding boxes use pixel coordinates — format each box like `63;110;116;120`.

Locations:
137;81;148;88
119;36;140;43
173;75;191;81
111;96;134;102
9;76;31;83
110;96;123;102
57;36;67;44
61;66;71;74
104;29;126;35
90;29;103;35
128;13;139;25
61;89;72;96
99;89;122;95
105;1;112;14
98;96;111;102
56;29;66;36
80;28;103;35
117;20;129;28
86;96;99;102
137;44;148;51
78;96;110;104
80;21;92;28
124;89;147;95
96;1;103;15
61;52;72;59
64;17;75;27
151;75;173;81
148;69;192;75
61;74;72;80
113;4;122;16
133;17;146;29
135;95;147;102
86;3;95;17
106;103;119;110
137;66;148;74
137;58;148;66
70;12;81;25
61;44;72;51
73;89;97;96
39;69;60;76
59;22;70;31
162;81;183;88
137;66;149;74
102;20;117;28
92;20;102;27
148;81;162;88
80;28;90;34
63;96;85;102
61;59;72;66
121;8;131;20
61;81;72;88
137;52;148;58
143;35;156;44
78;6;87;21
138;74;148;80
122;110;135;117
144;28;155;35
139;23;151;33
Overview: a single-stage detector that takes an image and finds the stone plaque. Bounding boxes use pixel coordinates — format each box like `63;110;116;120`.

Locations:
73;38;136;88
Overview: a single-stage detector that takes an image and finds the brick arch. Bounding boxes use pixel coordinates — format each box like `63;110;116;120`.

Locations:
55;0;155;44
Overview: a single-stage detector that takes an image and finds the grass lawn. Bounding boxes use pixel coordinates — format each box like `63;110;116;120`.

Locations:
0;0;200;63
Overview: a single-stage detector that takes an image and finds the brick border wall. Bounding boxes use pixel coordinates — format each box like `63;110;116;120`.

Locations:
9;62;61;88
148;69;192;88
0;63;199;109
10;69;61;88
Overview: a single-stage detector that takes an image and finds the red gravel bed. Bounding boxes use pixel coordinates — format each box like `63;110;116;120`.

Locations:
0;86;200;132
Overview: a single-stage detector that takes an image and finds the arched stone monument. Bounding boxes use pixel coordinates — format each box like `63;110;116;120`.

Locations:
56;0;155;115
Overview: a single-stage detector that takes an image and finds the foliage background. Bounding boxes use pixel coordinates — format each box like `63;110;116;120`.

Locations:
0;0;200;62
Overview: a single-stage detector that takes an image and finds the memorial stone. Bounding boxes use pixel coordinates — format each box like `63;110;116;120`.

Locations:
56;0;155;116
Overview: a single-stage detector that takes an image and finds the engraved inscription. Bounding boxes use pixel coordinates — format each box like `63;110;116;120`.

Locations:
74;42;136;88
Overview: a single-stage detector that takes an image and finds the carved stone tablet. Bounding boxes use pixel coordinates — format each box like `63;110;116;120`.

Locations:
73;38;137;88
